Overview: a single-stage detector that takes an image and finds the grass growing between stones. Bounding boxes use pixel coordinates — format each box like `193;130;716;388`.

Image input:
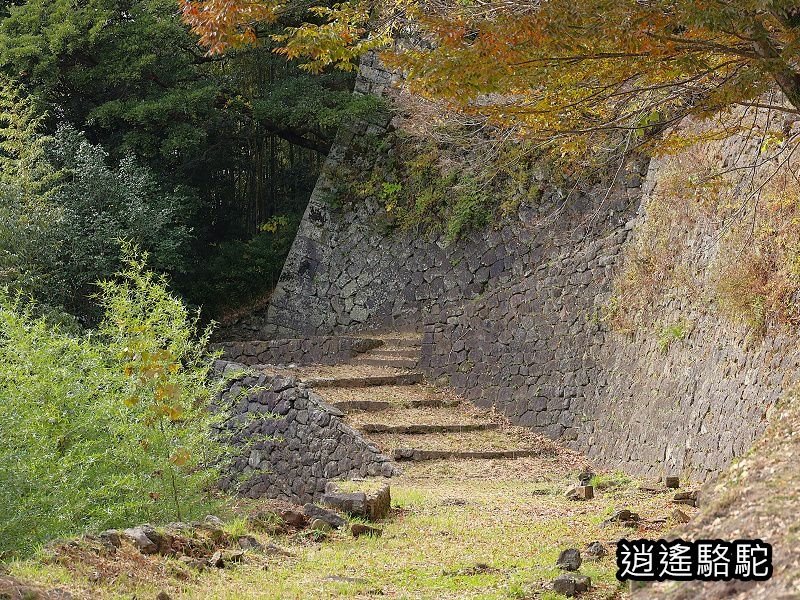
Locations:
7;456;692;599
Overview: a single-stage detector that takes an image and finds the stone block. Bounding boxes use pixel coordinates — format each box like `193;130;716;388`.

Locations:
323;479;391;521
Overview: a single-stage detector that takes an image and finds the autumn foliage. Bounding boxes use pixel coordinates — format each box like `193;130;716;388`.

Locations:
181;0;800;156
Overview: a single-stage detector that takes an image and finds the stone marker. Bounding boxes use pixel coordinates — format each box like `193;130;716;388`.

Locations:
322;479;391;521
585;541;607;559
552;574;591;597
556;548;582;571
665;476;680;489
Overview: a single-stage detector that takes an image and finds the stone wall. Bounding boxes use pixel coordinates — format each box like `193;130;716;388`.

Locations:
247;55;799;482
215;361;398;503
421;156;800;481
215;336;381;366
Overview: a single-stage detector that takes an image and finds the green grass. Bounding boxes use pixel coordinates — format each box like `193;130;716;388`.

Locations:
7;459;686;599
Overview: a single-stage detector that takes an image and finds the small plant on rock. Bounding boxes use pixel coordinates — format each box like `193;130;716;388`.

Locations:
656;319;692;353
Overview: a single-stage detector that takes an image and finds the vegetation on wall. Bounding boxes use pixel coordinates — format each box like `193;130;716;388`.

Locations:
610;110;800;336
332;124;545;242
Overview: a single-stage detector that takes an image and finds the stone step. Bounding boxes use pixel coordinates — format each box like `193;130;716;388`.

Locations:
351;357;419;369
392;448;545;461
360;423;498;434
369;348;420;358
331;398;462;412
305;372;423;388
367;428;551;461
314;383;452;406
377;337;422;348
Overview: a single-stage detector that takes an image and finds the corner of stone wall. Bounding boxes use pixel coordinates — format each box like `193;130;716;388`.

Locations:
214;361;398;503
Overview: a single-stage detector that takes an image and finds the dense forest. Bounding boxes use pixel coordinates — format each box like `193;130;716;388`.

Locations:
0;0;380;558
0;0;379;324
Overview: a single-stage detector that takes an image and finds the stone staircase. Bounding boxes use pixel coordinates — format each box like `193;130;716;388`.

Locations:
258;331;553;465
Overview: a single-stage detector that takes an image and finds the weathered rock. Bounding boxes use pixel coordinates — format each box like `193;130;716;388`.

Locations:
99;529;122;550
178;555;208;571
351;523;382;538
156;591;172;600
262;543;294;557
673;490;698;507
210;550;225;568
310;518;333;533
577;469;594;486
601;509;640;527
122;525;161;554
322;480;391;521
193;523;227;545
204;515;225;528
671;509;691;523
237;535;264;552
440;497;468;506
556;548;582;571
665;476;680;489
304;503;346;529
279;509;308;528
552;574;591;597
585;541;607;559
566;485;594;501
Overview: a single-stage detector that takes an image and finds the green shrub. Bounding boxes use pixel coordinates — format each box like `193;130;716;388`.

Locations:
0;249;222;556
0;80;194;323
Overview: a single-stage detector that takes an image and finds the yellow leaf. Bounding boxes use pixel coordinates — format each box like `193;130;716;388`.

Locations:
168;405;184;422
170;448;191;467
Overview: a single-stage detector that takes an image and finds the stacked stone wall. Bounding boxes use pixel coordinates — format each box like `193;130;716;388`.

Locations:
215;362;397;503
239;55;800;482
215;336;381;366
